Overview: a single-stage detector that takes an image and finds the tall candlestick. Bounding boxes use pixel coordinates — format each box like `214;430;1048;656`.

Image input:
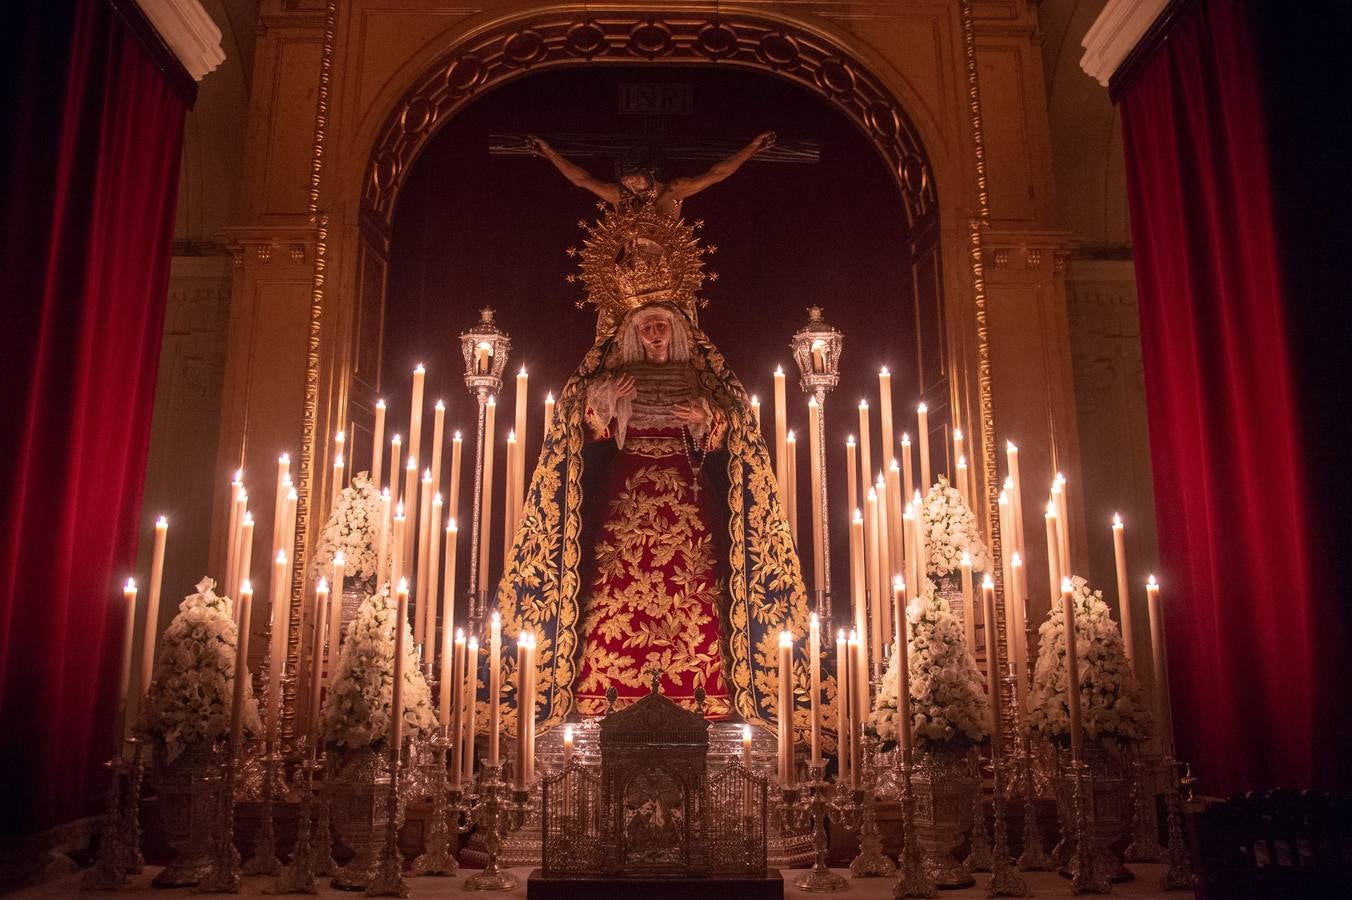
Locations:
225;473;244;596
391;505;406;595
1044;504;1063;609
903;506;918;600
377;490;391;586
845;436;859;519
439;521;459;723
544;392;555;434
865;487;882;668
282;485;298;596
479;398;497;594
139;516;168;697
408;363;426;487
1112;514;1137;670
955;455;969;507
785;430;798;544
449;431;463;526
464;636;479;782
857;401;872;515
514;368;529;527
308;578;330;742
893;577;913;759
516;633;531;789
272;454;290;563
235;512;254;604
1006;441;1026;559
960;551;977;652
809;613;822;765
847;631;863;789
836;629;851;784
426;493;443;665
878;368;894;468
118;578;138;748
998;491;1016;664
326;553;345;687
778;631;794;787
1062;577;1084;762
488;611;501;767
1009;553;1028;702
415;470;433;649
912;490;926;583
774;367;788;502
402;458;418;576
1146;576;1173;754
563;724;575;768
849;510;868;687
372;399;387;489
916;403;931;490
742;723;753;771
750;395;761;430
875;473;892;648
392;579;409;755
266;551;287;747
503;431;518;559
449;632;465;788
332;453;345;510
1054;474;1071;578
389;434;402;501
523;633;536;783
900;433;914;507
981;575;1003;757
229;582;253;760
886;461;905;591
808;399;824;593
430;401;446;508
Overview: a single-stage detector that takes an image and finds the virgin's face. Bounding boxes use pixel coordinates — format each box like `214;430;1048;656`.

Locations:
636;315;672;362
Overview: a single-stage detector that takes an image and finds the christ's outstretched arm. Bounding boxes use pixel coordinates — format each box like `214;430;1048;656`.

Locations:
527;135;620;206
666;131;776;201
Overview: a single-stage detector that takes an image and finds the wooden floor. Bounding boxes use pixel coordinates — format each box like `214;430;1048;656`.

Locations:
13;863;1192;898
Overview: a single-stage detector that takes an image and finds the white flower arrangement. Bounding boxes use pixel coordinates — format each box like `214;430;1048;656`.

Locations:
320;585;437;750
1026;575;1152;746
138;578;262;763
868;582;991;750
921;475;991;578
310;471;384;584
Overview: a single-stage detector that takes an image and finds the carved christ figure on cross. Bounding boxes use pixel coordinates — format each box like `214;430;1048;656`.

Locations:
526;131;776;218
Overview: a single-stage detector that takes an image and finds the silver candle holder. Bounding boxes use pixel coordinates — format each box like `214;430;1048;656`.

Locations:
777;764;848;892
844;735;896;878
80;755;130;891
463;762;531;891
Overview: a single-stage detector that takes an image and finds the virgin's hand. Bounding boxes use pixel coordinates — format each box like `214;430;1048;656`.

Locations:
613;373;637;399
672;402;708;426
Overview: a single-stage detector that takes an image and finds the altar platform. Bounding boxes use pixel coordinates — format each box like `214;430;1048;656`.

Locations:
11;864;1189;898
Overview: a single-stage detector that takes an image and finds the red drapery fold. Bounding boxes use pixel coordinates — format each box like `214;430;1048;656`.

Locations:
0;0;186;836
1120;0;1321;795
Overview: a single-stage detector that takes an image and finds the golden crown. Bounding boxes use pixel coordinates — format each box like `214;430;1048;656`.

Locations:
566;203;714;332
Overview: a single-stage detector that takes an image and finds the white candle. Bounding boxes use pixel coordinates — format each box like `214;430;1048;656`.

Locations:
849;510;868;691
479;398;497;592
235;512;254;605
900;433;914;507
1062;577;1084;762
1146;576;1174;754
886;461;905;593
1009;553;1028;702
377;489;391;586
449;431;463;526
326;552;345;688
488;611;501;767
402;458;418;576
430;401;446;508
773;367;788;502
903;505;918;600
229;581;253;760
391;579;409;757
916;404;931;490
893;577;913;760
272;454;290;564
750;395;761;430
415;470;433;649
439;522;459;726
372;399;386;489
1112;514;1137;671
449;631;465;789
516;633;531;789
742;723;753;771
865;487;882;668
809;613;822;766
785;430;798;544
503;431;518;559
912;490;926;582
266;550;288;747
391;504;406;596
308;578;330;742
845;436;859;520
878;368;894;470
847;631;863;789
514;367;529;527
426;493;443;665
835;629;850;783
960;551;976;651
857;400;872;516
332;452;345;510
1054;474;1071;578
1006;441;1026;559
998;492;1016;664
388;434;402;500
139;516;168;697
981;575;1003;757
953;428;965;475
874;474;892;649
563;723;575;768
408;363;426;489
544;392;556;434
778;630;794;787
956;455;969;507
117;578;138;748
224;472;243;598
1045;504;1063;609
464;636;479;782
335;429;346;482
523;632;536;783
807;399;824;593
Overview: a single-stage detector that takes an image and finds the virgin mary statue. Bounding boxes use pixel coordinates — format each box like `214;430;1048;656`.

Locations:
497;135;812;736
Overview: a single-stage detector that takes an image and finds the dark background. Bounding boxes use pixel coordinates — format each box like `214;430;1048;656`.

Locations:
381;64;940;595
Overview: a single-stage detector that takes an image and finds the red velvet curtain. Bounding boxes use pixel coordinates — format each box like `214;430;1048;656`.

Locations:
1120;0;1324;795
0;0;186;836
